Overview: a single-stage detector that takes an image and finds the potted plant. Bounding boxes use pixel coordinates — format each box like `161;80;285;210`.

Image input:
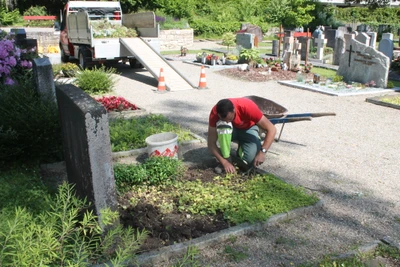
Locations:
225;54;238;65
61;62;80;77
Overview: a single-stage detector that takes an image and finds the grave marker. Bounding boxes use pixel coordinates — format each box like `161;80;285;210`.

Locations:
378;33;394;60
314;33;327;60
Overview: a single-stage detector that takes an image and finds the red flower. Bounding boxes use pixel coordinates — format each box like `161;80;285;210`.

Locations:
95;96;139;112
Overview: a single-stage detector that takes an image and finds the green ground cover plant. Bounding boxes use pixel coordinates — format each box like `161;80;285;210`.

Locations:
116;157;319;225
381;96;400;105
109;114;195;152
301;243;400;267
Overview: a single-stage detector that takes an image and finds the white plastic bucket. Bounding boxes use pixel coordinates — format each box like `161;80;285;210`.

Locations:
145;132;179;158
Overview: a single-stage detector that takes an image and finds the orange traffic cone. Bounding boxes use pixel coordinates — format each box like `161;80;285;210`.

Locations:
198;66;208;89
157;68;167;92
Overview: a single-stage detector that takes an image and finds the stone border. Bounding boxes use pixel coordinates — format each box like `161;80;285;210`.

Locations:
107;107;147;120
278;81;400;97
135;200;325;266
365;95;400;110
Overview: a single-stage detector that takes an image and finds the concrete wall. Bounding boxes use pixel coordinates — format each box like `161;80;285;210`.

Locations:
159;29;193;50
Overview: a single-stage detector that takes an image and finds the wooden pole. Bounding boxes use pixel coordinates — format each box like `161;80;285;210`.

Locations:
305;28;310;66
278;24;283;59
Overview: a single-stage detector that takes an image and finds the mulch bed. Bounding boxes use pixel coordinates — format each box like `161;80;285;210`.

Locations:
118;166;232;253
217;68;315;82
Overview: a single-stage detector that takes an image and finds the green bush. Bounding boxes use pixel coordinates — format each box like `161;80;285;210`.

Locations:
386;81;395;89
0;182;147;266
0;6;21;26
114;157;185;192
190;17;241;37
333;75;344;82
23;5;47;16
74;65;118;95
0;77;63;164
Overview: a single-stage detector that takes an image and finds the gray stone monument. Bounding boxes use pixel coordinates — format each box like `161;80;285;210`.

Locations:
333;36;345;66
378;33;394;60
325;29;338;49
33;58;56;104
55;84;118;227
355;32;371;46
337;39;390;88
236;33;254;49
297;36;311;61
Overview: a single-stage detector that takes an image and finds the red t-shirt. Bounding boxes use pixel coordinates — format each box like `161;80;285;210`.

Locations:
209;98;263;129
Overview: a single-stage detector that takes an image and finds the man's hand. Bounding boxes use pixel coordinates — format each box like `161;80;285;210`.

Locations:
222;160;236;174
253;151;266;167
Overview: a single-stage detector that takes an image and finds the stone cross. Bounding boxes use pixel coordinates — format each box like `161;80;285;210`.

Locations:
315;33;327;60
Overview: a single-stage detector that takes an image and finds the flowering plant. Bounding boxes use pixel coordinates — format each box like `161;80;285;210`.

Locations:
0;30;36;86
206;54;219;61
304;63;313;73
365;80;376;87
95;96;139;112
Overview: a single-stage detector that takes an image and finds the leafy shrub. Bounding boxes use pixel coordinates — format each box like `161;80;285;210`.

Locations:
386;81;395;89
239;48;261;65
114;157;185;192
75;65;119;95
23;6;47;16
0;6;21;26
0;182;147;266
190;18;241;37
60;62;80;77
332;75;344;82
0;81;63;163
221;32;236;51
109;114;194;152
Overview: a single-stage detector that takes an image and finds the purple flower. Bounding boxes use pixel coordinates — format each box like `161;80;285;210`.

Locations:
4;76;15;85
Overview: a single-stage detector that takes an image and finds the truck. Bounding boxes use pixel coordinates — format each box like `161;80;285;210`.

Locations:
59;0;160;69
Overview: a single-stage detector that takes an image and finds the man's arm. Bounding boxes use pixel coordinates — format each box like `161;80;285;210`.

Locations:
207;126;236;173
253;116;277;167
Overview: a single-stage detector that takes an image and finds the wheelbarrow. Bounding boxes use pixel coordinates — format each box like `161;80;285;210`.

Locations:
244;95;336;141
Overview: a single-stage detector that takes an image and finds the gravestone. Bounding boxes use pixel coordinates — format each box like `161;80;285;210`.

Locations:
272;40;279;56
297;36;311;61
236;33;254;49
333;36;345;66
283;36;294;54
32;58;56;104
355;32;370;46
344;33;355;50
314;33;327;60
325;29;338;49
378;33;394;60
240;24;263;46
55;84;118;227
337;39;389;88
367;32;377;48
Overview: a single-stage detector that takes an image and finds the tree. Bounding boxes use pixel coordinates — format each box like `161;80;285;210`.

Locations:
265;0;315;27
344;0;390;9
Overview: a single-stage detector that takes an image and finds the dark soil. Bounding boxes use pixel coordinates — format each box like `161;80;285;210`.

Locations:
218;67;315;82
118;166;232;253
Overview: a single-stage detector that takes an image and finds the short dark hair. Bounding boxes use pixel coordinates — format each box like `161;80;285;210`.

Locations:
216;99;234;119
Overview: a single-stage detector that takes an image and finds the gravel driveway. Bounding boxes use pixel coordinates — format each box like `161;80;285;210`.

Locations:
113;60;400;266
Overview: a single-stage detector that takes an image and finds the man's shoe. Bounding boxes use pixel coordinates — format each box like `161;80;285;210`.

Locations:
231;154;250;172
214;164;224;174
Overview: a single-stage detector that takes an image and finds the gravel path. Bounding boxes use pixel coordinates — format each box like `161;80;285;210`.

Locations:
113;59;400;266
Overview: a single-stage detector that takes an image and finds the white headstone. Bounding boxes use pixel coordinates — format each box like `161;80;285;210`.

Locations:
315;34;327;60
378;33;394;60
355;32;371;46
367;32;377;49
